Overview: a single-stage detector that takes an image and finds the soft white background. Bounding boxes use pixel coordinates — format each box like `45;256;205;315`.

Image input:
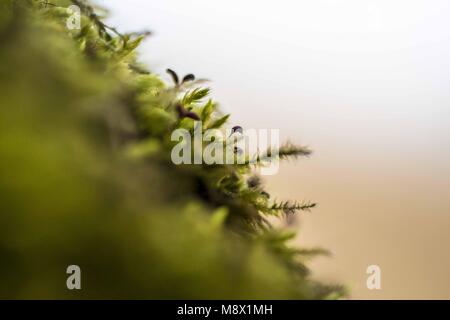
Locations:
98;0;450;299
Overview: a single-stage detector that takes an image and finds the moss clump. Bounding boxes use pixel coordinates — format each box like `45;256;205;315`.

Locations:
0;0;345;299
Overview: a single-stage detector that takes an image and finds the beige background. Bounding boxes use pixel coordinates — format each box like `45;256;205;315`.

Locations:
99;0;450;299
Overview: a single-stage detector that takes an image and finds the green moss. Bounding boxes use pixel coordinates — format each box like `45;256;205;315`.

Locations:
0;0;345;299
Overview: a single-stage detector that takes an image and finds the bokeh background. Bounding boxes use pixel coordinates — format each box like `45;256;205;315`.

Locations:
98;0;450;299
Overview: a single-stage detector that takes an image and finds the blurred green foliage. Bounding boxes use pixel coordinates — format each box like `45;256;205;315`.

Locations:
0;0;345;299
